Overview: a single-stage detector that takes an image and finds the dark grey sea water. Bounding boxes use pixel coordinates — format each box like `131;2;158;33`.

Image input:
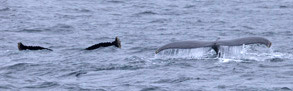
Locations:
0;0;293;90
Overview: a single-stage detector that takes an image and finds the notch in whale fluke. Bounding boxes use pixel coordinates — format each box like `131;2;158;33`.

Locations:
155;37;272;54
18;42;53;51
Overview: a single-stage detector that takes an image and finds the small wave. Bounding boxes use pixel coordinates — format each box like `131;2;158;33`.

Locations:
24;81;59;88
140;86;165;91
184;5;196;8
261;32;276;36
277;87;292;91
161;10;186;16
63;84;106;91
266;58;284;62
106;0;124;4
21;29;44;33
232;86;292;91
129;47;156;54
124;56;147;64
0;7;9;11
154;77;196;83
279;5;288;8
18;24;74;34
282;71;293;76
141;11;157;15
149;18;170;23
0;84;16;90
93;64;143;71
1;63;39;71
164;61;194;67
258;64;281;68
60;70;87;78
216;85;228;89
242;26;254;30
134;11;157;17
47;24;74;33
73;8;91;13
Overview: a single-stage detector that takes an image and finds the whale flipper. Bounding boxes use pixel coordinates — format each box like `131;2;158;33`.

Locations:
18;42;53;51
155;37;271;54
85;37;121;50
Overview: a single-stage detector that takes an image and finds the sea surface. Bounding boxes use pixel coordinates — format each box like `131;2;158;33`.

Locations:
0;0;293;91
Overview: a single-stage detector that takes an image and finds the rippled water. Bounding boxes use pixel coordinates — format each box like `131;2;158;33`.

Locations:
0;0;293;90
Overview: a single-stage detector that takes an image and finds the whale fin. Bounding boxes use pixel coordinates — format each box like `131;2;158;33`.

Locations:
85;37;121;50
113;37;121;48
18;42;53;51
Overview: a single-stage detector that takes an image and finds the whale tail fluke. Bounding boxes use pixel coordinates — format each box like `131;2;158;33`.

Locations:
113;37;121;48
155;37;271;54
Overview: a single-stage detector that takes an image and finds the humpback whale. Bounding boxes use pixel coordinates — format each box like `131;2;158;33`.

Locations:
18;42;53;51
155;37;272;54
85;37;121;50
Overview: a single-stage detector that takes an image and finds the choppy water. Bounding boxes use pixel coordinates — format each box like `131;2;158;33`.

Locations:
0;0;293;90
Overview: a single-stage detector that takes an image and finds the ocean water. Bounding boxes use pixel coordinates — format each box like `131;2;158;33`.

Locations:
0;0;293;90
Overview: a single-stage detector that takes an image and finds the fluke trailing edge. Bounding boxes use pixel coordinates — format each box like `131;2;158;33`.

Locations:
85;37;121;50
155;37;272;54
18;42;53;51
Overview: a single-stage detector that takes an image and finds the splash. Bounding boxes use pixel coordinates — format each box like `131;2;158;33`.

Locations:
218;44;290;62
155;48;212;59
155;44;291;62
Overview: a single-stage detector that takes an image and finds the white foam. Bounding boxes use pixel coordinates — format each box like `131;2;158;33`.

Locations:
155;48;212;59
155;44;291;62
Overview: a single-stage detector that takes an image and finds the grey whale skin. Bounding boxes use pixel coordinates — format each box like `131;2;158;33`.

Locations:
155;37;272;54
